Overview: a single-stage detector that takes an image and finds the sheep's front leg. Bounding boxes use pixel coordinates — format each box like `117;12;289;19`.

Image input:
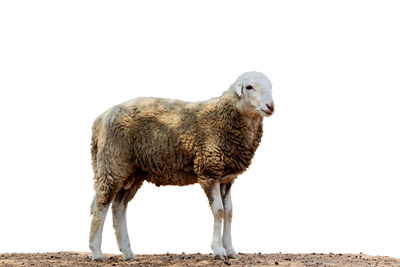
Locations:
221;183;238;259
200;180;227;259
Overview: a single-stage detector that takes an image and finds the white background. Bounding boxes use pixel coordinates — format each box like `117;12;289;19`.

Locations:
0;0;399;258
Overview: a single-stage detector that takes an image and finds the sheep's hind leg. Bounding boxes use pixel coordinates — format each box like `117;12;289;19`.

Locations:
200;179;227;260
112;190;134;260
89;172;124;260
112;180;143;261
89;196;110;261
221;182;238;259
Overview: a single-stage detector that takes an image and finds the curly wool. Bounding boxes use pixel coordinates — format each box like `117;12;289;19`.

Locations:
91;87;263;207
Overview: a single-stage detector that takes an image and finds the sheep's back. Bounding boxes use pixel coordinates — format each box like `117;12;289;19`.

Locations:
109;97;199;175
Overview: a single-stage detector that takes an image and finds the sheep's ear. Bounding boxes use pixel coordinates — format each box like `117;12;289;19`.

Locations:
234;81;243;97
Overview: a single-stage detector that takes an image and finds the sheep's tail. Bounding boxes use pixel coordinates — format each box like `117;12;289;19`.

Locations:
90;117;102;171
90;116;102;216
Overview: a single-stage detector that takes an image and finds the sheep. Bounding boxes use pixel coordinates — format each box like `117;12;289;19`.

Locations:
89;71;274;261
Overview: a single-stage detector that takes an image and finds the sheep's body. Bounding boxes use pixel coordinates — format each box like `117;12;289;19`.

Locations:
89;72;274;261
92;93;262;191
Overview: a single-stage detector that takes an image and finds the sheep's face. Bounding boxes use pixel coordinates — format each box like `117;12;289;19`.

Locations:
234;72;274;117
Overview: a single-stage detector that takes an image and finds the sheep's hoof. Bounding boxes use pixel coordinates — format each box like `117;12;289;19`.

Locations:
123;253;136;261
213;254;227;260
120;247;136;261
92;254;105;261
228;254;238;259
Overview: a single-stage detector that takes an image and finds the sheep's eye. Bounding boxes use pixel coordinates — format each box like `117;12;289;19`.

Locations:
245;85;254;90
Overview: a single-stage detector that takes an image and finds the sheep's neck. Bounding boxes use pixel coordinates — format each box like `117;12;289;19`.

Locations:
216;97;264;173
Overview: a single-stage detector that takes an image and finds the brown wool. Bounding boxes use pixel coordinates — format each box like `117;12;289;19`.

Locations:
90;87;264;210
90;87;263;208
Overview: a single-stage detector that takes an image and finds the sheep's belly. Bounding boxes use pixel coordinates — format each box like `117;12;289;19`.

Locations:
134;167;238;186
144;171;198;186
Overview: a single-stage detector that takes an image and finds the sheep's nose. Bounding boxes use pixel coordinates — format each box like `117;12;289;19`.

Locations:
267;102;274;112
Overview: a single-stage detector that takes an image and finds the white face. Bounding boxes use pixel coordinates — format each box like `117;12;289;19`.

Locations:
234;72;274;117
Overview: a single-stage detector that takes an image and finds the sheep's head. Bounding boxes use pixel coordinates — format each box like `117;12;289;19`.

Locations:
234;71;274;117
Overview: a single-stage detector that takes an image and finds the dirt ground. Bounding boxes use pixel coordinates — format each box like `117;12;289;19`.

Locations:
0;252;399;267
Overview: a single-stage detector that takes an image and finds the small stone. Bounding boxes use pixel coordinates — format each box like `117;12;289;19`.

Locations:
275;261;279;265
112;264;116;266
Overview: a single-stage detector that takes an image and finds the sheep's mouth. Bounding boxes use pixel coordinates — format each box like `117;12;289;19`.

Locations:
260;109;273;116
